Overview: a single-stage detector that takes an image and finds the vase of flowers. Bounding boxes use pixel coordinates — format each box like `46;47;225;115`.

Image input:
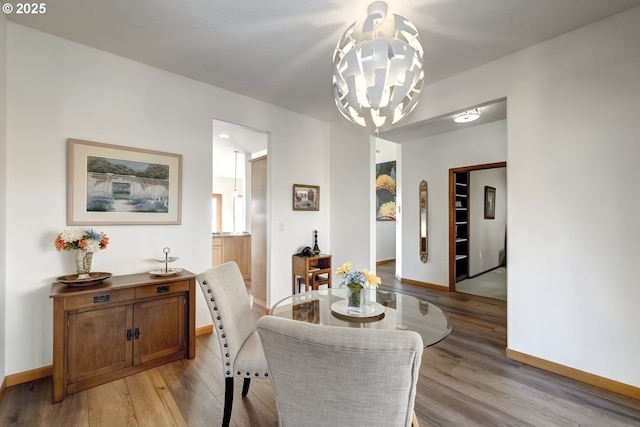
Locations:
55;229;109;279
336;262;381;314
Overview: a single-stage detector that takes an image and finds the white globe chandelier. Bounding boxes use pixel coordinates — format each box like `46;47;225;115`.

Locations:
332;2;425;134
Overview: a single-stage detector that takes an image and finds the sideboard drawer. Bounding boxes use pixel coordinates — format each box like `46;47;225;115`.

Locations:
64;288;135;311
135;280;190;299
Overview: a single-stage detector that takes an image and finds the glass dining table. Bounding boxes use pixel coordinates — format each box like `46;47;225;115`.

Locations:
270;287;452;347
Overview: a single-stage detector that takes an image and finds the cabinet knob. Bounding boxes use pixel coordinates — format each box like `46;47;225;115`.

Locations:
157;285;170;293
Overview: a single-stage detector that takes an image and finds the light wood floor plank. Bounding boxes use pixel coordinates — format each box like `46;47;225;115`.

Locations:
156;360;226;427
41;377;89;427
86;378;138;427
125;369;186;427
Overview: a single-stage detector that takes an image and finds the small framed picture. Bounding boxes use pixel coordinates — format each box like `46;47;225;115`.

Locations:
484;186;496;219
292;184;319;211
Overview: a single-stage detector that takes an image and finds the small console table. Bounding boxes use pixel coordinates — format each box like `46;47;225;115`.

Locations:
291;253;332;294
49;270;196;402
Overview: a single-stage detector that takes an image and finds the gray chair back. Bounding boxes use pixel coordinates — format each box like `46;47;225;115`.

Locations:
257;315;423;427
198;261;255;377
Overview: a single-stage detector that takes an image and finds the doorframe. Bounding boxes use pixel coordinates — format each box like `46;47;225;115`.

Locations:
448;161;507;291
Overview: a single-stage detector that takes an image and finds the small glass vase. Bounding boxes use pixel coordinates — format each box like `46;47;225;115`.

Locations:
75;250;93;280
346;284;365;314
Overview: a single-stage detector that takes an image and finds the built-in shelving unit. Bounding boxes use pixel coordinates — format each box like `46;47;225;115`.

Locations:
454;172;469;282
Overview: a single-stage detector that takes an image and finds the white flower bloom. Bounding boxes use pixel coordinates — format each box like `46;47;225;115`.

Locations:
84;240;100;253
60;228;84;243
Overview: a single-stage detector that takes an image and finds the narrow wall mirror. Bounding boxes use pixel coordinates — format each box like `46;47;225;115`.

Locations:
420;180;428;262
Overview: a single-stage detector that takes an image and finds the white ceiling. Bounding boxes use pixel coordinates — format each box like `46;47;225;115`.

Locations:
212;120;268;178
8;0;640;135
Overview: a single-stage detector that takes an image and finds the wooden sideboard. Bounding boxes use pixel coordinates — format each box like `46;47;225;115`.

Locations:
49;271;196;403
212;233;251;280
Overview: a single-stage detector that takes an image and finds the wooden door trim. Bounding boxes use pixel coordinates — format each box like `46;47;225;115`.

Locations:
448;162;506;291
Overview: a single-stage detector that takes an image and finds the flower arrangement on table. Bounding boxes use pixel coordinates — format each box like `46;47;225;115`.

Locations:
55;228;109;253
336;262;381;312
55;228;109;280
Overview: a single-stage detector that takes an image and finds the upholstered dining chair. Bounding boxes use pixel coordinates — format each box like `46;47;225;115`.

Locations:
197;262;270;427
256;315;424;427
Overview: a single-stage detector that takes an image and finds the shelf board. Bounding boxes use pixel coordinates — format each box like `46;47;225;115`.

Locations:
456;238;468;242
455;254;468;260
456;221;467;225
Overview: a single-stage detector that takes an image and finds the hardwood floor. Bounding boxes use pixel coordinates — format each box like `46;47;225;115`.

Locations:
1;263;639;426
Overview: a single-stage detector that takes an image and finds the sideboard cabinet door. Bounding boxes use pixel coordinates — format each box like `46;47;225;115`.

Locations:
134;295;185;365
67;305;134;384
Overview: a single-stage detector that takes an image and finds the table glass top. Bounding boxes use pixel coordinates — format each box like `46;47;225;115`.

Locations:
270;288;452;347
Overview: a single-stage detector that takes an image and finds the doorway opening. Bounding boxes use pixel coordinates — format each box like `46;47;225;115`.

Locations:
212;119;269;307
448;162;507;297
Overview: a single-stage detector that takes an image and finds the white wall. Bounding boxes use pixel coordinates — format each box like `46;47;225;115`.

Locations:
400;121;507;285
469;168;507;275
329;120;372;278
330;6;640;388
0;13;7;384
4;23;329;375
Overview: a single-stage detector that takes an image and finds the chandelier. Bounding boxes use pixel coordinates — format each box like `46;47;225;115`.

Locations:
332;2;424;134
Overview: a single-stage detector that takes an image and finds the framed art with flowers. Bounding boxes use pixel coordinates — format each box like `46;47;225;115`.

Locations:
376;161;396;220
67;138;182;225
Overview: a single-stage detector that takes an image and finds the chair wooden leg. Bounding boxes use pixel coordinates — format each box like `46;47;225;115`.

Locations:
223;377;234;427
242;378;251;397
411;410;420;427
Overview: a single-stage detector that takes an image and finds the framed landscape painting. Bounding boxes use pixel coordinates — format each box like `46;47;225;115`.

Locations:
67;139;182;225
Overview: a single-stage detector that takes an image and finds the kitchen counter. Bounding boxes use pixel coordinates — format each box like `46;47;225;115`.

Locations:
212;233;251;280
211;232;251;236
